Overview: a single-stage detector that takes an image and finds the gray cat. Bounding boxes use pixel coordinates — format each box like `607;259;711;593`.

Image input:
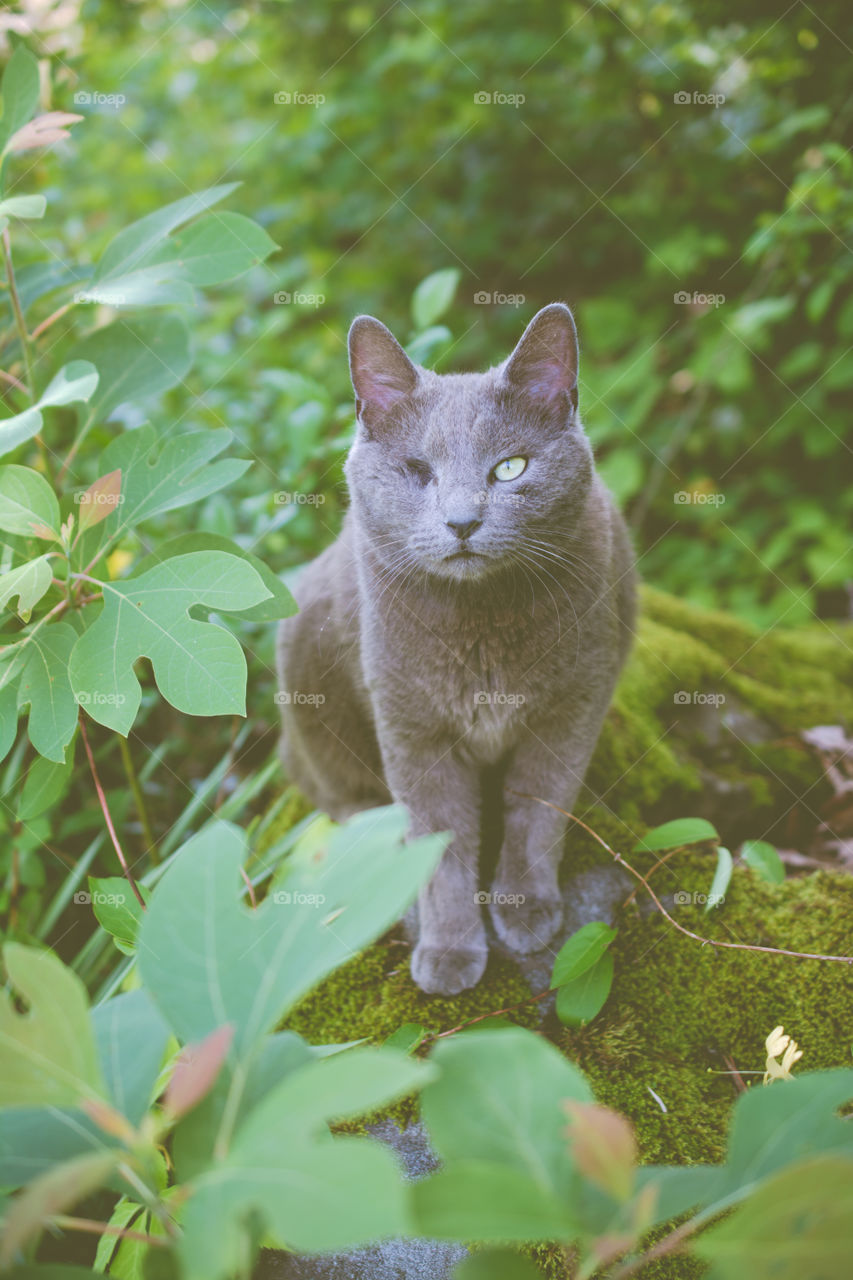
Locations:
276;303;635;995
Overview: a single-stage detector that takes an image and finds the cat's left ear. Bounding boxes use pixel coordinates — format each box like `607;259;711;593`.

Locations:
348;315;420;427
502;302;579;412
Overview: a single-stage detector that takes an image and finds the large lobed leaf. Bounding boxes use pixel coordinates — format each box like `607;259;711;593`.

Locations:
68;550;270;734
137;809;447;1055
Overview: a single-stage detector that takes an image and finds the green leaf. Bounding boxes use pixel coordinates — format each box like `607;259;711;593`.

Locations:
0;361;99;458
17;752;73;821
179;1048;433;1274
68;551;270;734
0;45;40;153
0;194;46;219
0;556;52;620
692;1155;853;1279
77;426;249;566
0;1107;113;1188
0;1151;117;1267
421;1027;593;1202
551;921;617;988
15;620;79;762
137;810;446;1056
132;532;296;623
702;1069;853;1215
93;184;239;285
0;465;60;539
69;314;191;423
0;943;105;1107
415;1161;573;1241
155;211;278;285
741;839;785;884
452;1249;542;1279
91;989;170;1126
384;1022;428;1054
411;268;459;330
633;817;719;853
555;951;614;1027
705;845;733;912
87;875;150;955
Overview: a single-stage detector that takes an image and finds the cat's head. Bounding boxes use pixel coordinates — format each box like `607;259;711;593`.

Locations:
344;303;594;583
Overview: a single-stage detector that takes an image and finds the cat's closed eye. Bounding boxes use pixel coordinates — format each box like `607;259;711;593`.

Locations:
403;457;434;485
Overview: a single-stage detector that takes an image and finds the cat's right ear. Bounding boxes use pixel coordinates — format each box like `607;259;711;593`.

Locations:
348;315;419;429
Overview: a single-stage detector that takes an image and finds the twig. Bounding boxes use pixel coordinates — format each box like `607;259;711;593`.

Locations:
30;301;73;341
1;227;33;397
79;715;146;910
240;865;258;909
50;1215;167;1247
423;988;552;1043
509;791;853;965
0;366;27;393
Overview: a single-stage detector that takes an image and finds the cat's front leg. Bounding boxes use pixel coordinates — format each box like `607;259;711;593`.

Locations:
378;726;487;995
491;710;607;954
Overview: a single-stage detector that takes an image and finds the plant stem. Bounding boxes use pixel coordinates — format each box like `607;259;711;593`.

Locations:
79;715;146;910
118;733;159;863
30;300;72;340
1;225;54;481
1;227;33;396
50;1215;168;1247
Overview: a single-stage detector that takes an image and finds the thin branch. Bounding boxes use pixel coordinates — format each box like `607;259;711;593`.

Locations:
1;227;33;397
30;300;73;340
423;988;552;1043
79;715;146;910
509;791;853;966
0;366;27;393
50;1214;168;1248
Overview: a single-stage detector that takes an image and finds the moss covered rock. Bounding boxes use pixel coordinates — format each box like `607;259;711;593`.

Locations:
269;587;853;1278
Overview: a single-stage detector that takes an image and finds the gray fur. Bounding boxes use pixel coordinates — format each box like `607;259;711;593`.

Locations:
276;303;635;995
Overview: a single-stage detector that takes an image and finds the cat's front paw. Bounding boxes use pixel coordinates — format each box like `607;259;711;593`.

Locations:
411;941;488;995
490;893;563;954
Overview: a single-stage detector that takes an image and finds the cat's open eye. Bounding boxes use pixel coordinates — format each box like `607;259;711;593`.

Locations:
403;457;434;485
492;456;527;482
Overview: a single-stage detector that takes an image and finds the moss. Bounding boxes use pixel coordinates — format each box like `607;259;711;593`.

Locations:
284;939;537;1047
562;850;853;1169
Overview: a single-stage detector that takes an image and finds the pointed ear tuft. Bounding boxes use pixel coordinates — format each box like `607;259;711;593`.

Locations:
348;315;420;421
503;303;579;408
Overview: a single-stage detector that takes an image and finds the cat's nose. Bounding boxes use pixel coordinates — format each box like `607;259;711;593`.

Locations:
445;517;482;540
